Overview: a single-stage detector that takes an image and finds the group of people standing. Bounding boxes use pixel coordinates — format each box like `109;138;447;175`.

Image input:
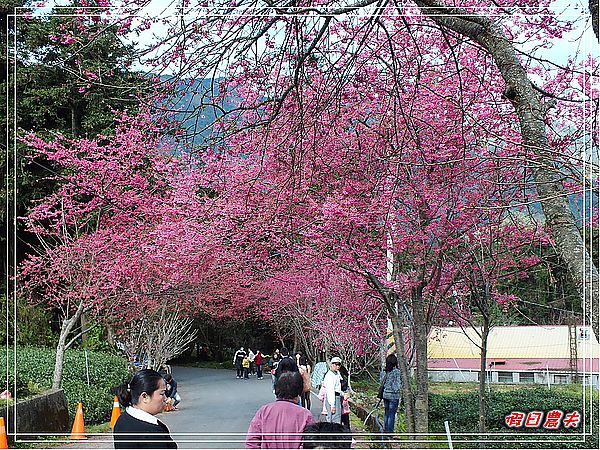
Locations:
111;352;403;449
246;351;353;449
233;347;265;379
268;348;312;410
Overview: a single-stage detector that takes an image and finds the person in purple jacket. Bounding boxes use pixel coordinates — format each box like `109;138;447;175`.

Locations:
245;371;314;449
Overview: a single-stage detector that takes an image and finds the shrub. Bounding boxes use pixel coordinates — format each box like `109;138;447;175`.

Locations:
0;296;58;347
429;387;598;448
0;347;130;425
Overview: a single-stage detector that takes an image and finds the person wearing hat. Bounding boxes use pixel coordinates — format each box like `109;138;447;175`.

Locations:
322;357;343;424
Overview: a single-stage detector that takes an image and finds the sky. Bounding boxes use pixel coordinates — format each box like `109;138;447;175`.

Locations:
35;0;598;75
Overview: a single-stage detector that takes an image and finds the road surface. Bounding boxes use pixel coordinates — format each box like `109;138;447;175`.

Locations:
161;366;323;448
58;366;324;449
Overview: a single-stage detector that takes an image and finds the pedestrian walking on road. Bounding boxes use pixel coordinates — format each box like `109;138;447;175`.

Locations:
234;347;246;379
274;347;299;380
274;347;299;400
248;349;256;375
245;371;315;449
322;357;343;424
310;361;328;389
255;350;264;379
380;354;402;434
298;355;311;410
295;351;302;368
269;350;281;392
113;369;177;449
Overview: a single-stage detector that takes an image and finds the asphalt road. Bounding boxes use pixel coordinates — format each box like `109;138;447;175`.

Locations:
161;366;322;449
59;366;323;450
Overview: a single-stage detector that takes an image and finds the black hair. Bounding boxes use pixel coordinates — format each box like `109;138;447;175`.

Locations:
339;364;349;379
115;369;164;407
385;354;398;372
299;354;308;366
277;355;298;374
280;347;289;356
340;377;348;392
303;422;352;449
164;373;173;383
275;371;303;399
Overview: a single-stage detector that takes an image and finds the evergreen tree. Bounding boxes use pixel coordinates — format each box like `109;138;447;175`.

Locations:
2;1;148;344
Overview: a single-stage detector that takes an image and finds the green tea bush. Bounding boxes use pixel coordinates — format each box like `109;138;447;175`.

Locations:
0;347;130;424
429;387;598;448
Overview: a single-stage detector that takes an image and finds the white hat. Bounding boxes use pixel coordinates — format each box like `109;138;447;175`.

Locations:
330;357;342;364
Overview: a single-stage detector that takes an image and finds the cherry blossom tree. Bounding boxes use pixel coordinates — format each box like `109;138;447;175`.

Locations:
108;0;598;340
15;2;597;436
18;112;251;387
259;260;382;378
188;35;551;430
440;219;550;436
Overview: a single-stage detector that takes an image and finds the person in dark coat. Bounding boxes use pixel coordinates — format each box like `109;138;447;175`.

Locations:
113;369;177;449
234;347;247;379
164;373;181;409
274;347;299;380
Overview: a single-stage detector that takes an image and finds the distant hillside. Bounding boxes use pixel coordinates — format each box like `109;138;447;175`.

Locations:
161;76;222;146
162;77;599;224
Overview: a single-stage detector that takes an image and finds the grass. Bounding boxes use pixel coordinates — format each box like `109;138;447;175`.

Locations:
183;360;235;370
352;377;595;397
350;380;597;448
350;411;384;449
86;422;111;434
13;422;112;448
428;381;598;397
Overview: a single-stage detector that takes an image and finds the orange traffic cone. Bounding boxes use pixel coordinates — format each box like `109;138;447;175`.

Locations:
70;402;87;439
110;396;121;429
0;416;8;449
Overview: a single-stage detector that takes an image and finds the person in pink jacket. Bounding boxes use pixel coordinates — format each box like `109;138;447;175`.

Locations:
245;371;314;449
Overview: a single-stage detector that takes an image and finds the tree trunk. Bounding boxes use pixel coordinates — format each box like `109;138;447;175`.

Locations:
366;271;417;436
413;0;600;344
106;323;115;346
389;304;416;435
70;102;80;138
590;0;599;40
293;329;299;354
80;311;89;345
52;330;68;390
412;286;429;436
52;301;85;389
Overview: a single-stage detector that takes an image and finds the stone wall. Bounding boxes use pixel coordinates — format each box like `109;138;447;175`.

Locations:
0;389;69;442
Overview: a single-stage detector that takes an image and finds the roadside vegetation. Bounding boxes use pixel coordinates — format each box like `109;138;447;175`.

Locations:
0;347;129;424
